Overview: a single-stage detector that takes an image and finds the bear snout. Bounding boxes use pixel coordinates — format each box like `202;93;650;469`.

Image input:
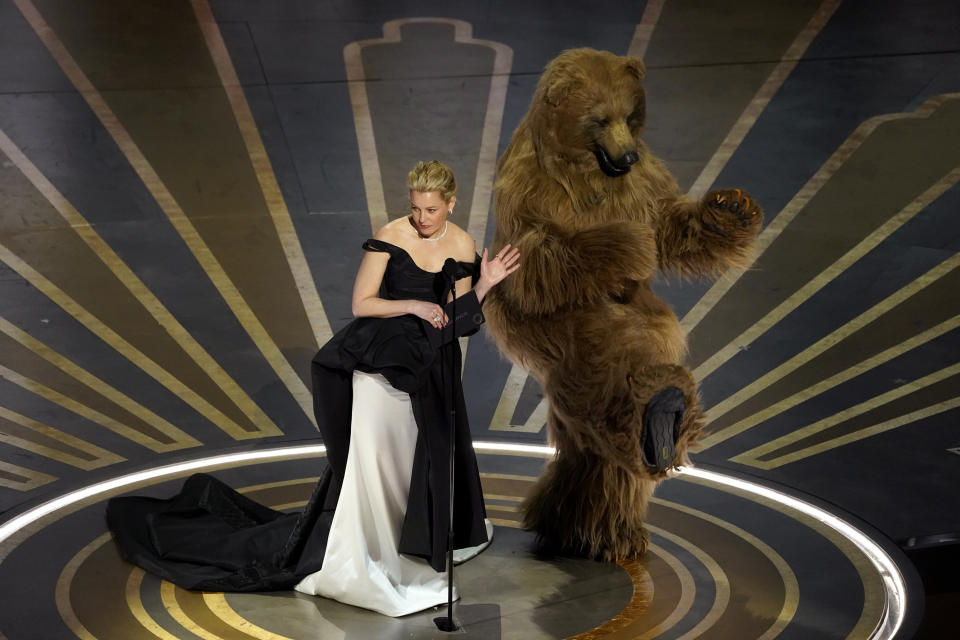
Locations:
593;144;639;176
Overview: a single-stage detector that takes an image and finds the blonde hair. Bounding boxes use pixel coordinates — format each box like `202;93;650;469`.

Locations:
408;160;457;203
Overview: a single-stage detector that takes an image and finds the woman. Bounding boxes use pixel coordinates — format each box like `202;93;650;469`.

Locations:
105;160;519;617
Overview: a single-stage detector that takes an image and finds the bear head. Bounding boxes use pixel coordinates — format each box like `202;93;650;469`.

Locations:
529;48;647;178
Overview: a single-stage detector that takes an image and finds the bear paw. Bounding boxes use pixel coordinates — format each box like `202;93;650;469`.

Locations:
573;221;657;288
640;386;686;472
701;188;762;242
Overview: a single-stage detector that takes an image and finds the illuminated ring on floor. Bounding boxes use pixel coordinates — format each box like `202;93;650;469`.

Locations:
0;441;907;638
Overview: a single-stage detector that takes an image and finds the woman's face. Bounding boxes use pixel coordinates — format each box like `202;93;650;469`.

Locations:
409;190;455;238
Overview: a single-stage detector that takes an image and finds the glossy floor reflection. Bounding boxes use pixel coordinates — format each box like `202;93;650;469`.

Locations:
0;450;919;639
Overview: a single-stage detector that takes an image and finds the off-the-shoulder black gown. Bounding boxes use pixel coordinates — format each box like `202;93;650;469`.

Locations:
105;239;490;610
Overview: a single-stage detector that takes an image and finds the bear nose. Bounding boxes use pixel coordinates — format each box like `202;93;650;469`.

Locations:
619;151;639;167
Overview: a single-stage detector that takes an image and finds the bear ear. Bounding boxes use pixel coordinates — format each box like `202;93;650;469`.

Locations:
544;77;574;107
624;57;646;81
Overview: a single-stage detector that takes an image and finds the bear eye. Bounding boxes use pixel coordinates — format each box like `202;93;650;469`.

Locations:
592;116;610;128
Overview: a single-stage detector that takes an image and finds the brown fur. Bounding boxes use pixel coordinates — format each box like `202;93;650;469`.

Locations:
485;48;761;560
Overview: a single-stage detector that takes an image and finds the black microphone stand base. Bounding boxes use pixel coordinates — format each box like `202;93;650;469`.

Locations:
433;614;460;632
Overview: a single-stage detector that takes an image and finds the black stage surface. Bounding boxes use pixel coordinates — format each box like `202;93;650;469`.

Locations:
0;0;958;638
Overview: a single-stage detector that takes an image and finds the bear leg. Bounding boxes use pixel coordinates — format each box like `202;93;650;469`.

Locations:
546;362;704;474
521;446;657;561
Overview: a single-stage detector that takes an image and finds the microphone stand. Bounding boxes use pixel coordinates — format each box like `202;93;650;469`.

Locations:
434;259;459;632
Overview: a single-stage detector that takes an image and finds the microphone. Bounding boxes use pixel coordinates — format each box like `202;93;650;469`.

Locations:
441;258;458;288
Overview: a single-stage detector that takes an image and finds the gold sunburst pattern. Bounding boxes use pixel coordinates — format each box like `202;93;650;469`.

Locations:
0;0;954;541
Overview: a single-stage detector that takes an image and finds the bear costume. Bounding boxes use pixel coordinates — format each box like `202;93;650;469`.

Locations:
484;48;763;560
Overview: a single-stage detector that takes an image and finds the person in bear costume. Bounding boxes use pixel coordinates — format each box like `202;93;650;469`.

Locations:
484;48;763;560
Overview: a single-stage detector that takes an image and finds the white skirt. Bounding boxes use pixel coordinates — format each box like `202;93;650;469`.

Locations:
294;370;454;616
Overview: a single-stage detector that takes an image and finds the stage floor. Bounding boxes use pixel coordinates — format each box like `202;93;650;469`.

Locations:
0;448;921;639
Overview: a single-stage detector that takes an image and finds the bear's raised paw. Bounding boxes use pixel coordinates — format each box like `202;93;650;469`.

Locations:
701;188;763;240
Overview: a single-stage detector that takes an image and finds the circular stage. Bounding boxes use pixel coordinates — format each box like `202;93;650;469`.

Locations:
0;444;921;639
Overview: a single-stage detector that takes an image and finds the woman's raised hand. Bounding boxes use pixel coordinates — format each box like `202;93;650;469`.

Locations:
410;300;448;328
480;244;521;288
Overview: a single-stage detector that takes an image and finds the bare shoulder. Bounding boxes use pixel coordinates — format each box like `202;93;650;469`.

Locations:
374;217;406;242
448;223;477;261
373;222;391;241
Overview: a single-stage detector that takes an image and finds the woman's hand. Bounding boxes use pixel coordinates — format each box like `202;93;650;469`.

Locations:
474;244;520;302
480;244;520;287
409;300;449;329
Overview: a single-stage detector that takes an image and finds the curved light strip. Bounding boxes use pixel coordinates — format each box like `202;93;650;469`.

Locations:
473;441;556;456
0;444;329;545
677;465;905;640
0;442;906;639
